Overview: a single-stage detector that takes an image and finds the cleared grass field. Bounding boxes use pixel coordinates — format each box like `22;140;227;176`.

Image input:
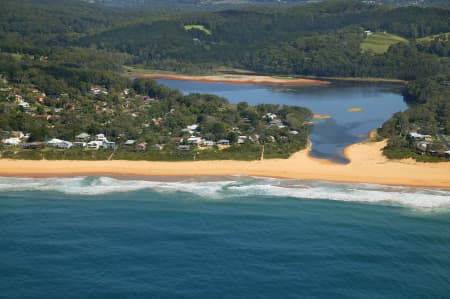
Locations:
184;25;212;35
416;32;450;43
361;32;408;54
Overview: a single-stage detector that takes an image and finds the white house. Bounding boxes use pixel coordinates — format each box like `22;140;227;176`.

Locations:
57;141;73;149
46;138;65;148
217;139;230;146
87;141;103;150
96;134;107;141
18;101;31;110
237;136;248;144
187;136;203;145
124;140;136;146
2;137;21;145
103;141;117;150
265;113;277;120
202;140;214;147
182;124;199;134
408;132;432;141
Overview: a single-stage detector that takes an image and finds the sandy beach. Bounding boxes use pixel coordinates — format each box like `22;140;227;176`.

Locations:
132;73;330;86
0;140;449;188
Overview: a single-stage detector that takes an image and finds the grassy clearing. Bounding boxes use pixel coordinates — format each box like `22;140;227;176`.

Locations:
183;25;212;35
416;32;450;43
361;32;408;54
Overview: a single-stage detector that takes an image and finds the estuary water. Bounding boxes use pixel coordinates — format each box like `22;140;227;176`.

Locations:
1;176;450;298
157;79;407;163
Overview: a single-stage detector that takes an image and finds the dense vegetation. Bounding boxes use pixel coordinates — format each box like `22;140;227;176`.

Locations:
75;3;450;79
0;52;312;160
378;74;450;161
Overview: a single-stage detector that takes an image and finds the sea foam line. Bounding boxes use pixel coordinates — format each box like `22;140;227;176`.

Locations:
0;176;449;209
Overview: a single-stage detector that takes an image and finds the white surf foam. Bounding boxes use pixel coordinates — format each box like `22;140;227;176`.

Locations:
0;176;449;209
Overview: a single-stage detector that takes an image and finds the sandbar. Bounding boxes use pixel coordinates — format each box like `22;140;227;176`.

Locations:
131;73;330;86
0;140;449;189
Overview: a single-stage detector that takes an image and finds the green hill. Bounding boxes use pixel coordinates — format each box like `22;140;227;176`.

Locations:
416;32;450;42
361;32;408;54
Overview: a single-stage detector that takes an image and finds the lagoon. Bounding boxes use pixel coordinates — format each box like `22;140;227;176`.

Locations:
157;79;407;163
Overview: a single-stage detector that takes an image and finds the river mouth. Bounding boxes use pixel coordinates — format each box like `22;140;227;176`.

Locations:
156;79;407;163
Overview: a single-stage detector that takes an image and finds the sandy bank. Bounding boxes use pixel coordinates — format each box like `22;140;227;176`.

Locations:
132;73;330;86
0;141;449;189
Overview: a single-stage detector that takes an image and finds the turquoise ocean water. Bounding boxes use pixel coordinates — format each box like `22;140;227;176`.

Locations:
1;176;450;298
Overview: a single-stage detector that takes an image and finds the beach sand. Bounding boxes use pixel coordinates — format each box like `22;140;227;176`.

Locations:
0;141;449;188
133;73;330;86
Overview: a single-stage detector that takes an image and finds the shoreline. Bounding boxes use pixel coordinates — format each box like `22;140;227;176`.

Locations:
125;68;407;85
129;73;331;86
0;140;449;189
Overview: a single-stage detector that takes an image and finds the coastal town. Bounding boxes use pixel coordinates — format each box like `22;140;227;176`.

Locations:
0;77;311;160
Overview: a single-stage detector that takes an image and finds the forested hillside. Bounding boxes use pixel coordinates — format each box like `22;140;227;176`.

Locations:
76;2;450;79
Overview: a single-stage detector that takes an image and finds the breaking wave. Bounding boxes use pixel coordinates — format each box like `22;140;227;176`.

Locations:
0;176;449;209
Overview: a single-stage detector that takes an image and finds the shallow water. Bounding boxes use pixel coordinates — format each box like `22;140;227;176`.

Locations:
1;176;449;298
157;80;407;163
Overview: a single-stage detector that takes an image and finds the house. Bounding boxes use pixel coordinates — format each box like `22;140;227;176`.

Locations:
136;142;147;152
289;130;299;135
124;140;136;146
103;141;117;150
237;136;248;144
2;137;21;146
87;141;103;150
178;145;191;151
57;141;73;149
265;113;277;120
187;124;199;131
46;138;65;148
217;139;230;146
18;101;31;111
20;142;45;150
76;133;91;142
416;141;431;155
364;30;373;36
96;134;107;142
10;131;25;139
182;124;199;134
187;136;203;145
89;85;108;96
408;132;432;141
269;119;286;128
73;142;87;149
201;140;214;148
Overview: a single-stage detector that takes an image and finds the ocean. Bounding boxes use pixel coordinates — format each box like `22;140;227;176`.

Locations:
1;176;450;298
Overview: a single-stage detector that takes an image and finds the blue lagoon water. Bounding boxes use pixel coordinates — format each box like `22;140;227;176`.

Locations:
1;176;450;298
157;80;407;162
